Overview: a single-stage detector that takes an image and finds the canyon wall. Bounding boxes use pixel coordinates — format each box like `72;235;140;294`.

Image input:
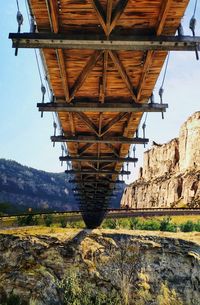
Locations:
121;112;200;209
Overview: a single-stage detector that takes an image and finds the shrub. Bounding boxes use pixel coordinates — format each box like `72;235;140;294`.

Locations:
195;221;200;232
57;268;121;305
102;218;119;229
140;219;160;231
160;217;177;232
60;217;67;228
44;214;53;227
17;215;38;226
180;221;195;232
129;217;141;230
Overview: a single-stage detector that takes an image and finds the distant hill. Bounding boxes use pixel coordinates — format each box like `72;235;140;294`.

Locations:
0;159;124;215
0;159;78;214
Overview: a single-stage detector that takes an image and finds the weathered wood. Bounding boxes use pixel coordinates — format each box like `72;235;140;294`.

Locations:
100;112;128;137
99;51;108;102
75;112;99;136
109;0;129;34
51;135;149;144
106;0;113;35
90;0;107;34
69;50;103;101
109;51;137;102
65;169;130;175
10;34;200;51
38;102;168;112
137;0;173;100
60;156;138;163
78;143;94;155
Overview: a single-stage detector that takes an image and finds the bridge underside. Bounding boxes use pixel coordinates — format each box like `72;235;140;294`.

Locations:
11;0;191;228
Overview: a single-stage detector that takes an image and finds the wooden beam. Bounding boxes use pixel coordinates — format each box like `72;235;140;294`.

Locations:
104;143;119;158
106;0;113;35
45;0;70;102
109;51;137;102
78;143;94;156
60;156;138;163
65;169;130;175
99;51;108;103
69;179;123;184
38;101;168;113
156;0;173;36
110;0;129;34
137;0;173;100
67;113;76;136
10;33;200;51
100;112;128;137
69;50;103;101
51;135;149;144
75;112;99;136
90;0;107;34
56;49;70;101
49;0;59;33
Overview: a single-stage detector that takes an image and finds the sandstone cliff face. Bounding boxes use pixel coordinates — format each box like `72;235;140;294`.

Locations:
0;230;199;305
121;112;200;209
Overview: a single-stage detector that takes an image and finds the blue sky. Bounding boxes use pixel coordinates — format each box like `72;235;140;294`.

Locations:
0;1;199;182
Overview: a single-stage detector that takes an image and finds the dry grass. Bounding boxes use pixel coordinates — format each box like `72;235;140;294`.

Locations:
0;226;199;245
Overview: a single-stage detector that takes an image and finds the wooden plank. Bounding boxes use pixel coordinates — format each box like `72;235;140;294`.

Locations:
137;0;173;100
49;0;59;33
10;34;200;51
10;33;200;51
99;51;108;103
56;49;70;101
104;143;120;158
90;0;107;34
78;143;94;156
100;112;127;136
109;51;137;102
65;169;130;175
110;0;129;34
69;50;103;102
60;156;138;163
75;112;99;136
51;135;149;144
106;0;113;35
68;113;76;136
38;102;168;112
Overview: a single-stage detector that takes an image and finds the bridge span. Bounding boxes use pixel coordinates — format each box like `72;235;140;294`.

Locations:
9;0;200;228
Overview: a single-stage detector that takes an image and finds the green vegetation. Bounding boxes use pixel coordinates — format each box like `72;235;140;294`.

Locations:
17;215;39;226
1;212;200;233
102;216;199;233
43;214;53;227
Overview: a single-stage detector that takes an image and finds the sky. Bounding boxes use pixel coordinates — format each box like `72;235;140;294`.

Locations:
0;1;199;183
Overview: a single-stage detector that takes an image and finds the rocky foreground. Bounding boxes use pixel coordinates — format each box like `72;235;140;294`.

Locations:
0;228;199;305
121;112;200;209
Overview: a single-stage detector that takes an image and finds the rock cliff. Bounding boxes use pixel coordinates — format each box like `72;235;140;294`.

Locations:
0;229;199;305
121;112;200;209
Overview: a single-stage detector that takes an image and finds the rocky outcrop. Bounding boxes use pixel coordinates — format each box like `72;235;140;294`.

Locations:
0;230;199;305
121;112;200;209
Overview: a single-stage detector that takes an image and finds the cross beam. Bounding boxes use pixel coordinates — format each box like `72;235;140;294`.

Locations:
60;156;138;163
9;33;200;51
38;102;167;113
69;179;124;184
52;135;148;144
65;169;130;175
